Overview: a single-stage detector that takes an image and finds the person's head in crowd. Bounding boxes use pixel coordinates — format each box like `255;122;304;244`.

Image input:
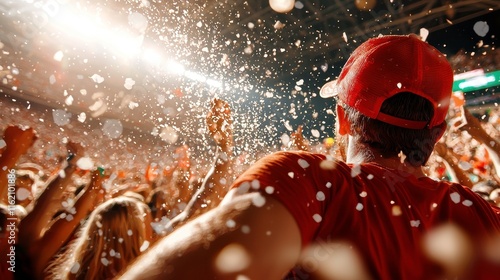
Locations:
147;188;169;222
48;196;153;279
320;34;453;167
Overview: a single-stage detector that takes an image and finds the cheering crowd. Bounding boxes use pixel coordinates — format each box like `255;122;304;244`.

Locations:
1;35;500;279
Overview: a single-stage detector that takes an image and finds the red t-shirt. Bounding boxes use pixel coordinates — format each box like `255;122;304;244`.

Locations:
231;151;500;279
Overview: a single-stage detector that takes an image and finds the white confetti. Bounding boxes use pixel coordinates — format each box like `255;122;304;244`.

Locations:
102;119;123;139
236;181;251;194
101;258;109;266
359;191;367;198
367;174;374;180
215;244;250;273
419;28;429;41
326;182;332;188
356;203;364;211
52;109;71;126
288;172;294;178
70;262;80;274
473;21;489;37
49;74;56;84
298;159;310;168
450;192;461;204
252;194;266;207
410;220;421;227
0;139;6;149
313;214;322;223
53;50;64;61
140;240;150;252
77;112;86;123
110;249;116;257
124;78;136;90
127;229;133;236
462;200;473;207
311;129;320;138
159;126;178;144
91;74;105;83
316;191;325;201
351;164;361;177
251;179;260;189
76;157;94;170
66;214;74;221
265;186;275;194
226;219;236;228
65;95;73;106
16;188;30;201
241;225;250;234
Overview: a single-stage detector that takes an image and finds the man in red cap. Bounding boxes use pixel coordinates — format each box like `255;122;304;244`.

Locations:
122;34;500;279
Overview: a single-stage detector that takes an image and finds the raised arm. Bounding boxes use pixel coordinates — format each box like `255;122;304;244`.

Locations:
121;191;301;280
433;141;474;188
30;170;107;279
458;108;500;177
18;141;86;242
164;99;235;232
0;125;38;204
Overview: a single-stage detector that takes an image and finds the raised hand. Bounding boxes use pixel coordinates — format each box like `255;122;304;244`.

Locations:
290;125;309;151
206;98;233;153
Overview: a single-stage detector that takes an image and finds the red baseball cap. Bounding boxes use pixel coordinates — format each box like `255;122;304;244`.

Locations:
320;34;453;129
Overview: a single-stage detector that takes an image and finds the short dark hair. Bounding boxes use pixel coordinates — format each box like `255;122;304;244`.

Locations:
342;92;444;166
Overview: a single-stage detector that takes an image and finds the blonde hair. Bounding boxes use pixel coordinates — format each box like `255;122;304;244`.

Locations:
48;196;150;280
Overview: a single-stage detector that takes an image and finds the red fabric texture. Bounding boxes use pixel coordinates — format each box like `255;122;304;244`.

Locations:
231;151;500;279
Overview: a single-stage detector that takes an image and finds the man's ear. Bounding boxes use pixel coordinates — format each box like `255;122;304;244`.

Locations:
336;104;351;136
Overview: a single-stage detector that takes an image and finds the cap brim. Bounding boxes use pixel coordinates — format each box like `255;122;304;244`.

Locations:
319;79;339;98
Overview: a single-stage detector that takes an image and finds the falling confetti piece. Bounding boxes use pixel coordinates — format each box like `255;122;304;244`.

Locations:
140;241;150;252
76;157;94;170
91;74;105;83
462;200;473;207
356;203;364;211
313;214;322;223
215;244;251;273
359;191;367;198
77;112;86;123
288;172;294;178
252;194;266;207
316;191;325;201
52;109;71;126
53;50;64;61
65;95;73;106
102;119;123;139
16;188;30;201
298;159;310;169
251;179;260;189
450;192;461;204
410;220;421;227
351;164;361;177
419;28;429;41
473;21;489;37
265;186;275;194
124;78;136;90
70;262;80;274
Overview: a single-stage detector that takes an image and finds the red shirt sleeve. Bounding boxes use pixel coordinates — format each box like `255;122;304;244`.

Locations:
230;151;348;246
